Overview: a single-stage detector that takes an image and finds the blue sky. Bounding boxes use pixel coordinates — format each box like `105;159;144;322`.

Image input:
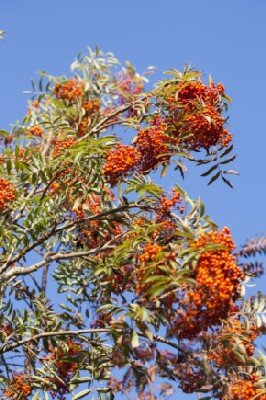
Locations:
0;1;266;398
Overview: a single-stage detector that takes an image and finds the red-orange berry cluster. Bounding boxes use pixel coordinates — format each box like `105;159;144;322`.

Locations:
78;99;100;137
135;118;171;172
138;242;163;264
103;144;141;184
52;137;76;158
185;105;232;149
169;228;244;338
194;228;243;305
28;125;43;137
73;192;122;249
225;376;266;400
158;188;182;214
0;178;15;211
175;81;224;109
46;339;82;398
136;242;164;296
82;99;100;114
165;79;232;150
207;320;259;367
3;373;32;399
54;78;84;102
48;138;77;195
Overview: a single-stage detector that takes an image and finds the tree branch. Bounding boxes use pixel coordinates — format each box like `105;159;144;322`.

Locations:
2;241;115;282
0;328;112;354
79;100;139;141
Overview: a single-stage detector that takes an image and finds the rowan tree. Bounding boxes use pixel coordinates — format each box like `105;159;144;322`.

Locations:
0;47;265;400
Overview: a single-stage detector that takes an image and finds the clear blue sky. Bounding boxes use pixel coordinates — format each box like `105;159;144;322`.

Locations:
1;1;266;398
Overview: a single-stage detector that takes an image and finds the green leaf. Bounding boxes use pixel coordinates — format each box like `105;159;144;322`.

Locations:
199;200;205;217
222;169;239;175
0;129;9;137
201;164;218;177
131;331;140;348
220;154;237;165
70;377;93;384
207;171;221;185
219;144;234;158
73;389;92;400
222;176;234;188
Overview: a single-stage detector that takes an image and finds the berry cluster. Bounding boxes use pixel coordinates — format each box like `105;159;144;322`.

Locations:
207;320;258;367
3;373;32;399
103;119;174;182
135;118;171;173
46;339;82;398
175;80;224;109
78;99;100;137
103;144;141;184
225;376;266;400
48;138;77;195
136;243;176;300
136;242;164;297
139;242;163;264
82;99;100;114
163;78;232;150
185;104;232;149
169;228;243;338
194;227;243;305
0;178;15;211
54;78;84;102
28;125;43;137
158;188;182;215
52;137;76;158
73;192;122;249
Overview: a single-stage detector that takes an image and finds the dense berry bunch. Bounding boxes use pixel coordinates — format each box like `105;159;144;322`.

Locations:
0;178;15;210
3;373;32;399
175;80;224;109
28;125;43;137
52;137;76;158
82;99;100;114
103;144;141;184
194;227;243;305
135;118;171;172
225;376;266;400
169;228;243;338
163;78;232;150
138;242;163;264
184;105;232;149
54;79;84;102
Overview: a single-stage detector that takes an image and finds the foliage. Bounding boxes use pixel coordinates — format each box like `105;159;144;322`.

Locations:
0;47;265;400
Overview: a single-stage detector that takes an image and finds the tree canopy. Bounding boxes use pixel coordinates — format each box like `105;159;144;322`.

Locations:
0;47;265;400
